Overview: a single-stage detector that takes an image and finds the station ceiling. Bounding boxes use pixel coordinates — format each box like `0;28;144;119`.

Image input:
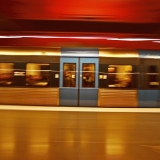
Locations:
0;0;160;50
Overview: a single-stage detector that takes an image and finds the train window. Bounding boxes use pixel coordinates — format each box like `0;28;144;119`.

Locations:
0;63;14;86
148;65;159;88
108;65;132;88
26;63;50;86
82;64;95;88
63;63;76;87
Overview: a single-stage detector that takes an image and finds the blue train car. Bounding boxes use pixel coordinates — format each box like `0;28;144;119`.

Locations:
0;47;159;107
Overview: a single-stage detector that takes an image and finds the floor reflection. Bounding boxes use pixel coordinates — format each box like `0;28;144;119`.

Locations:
0;110;160;160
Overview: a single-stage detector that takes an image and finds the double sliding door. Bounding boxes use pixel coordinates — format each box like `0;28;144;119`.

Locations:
60;57;98;106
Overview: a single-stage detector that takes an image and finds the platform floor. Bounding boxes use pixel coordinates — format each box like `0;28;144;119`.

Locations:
0;105;160;160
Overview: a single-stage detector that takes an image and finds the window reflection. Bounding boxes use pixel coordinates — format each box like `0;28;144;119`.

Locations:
148;65;159;88
26;63;50;86
82;64;95;88
63;63;76;87
108;65;132;88
0;63;14;86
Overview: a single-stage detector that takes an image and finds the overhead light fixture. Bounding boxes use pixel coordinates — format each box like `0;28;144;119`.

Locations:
0;35;106;39
0;35;160;42
106;38;160;41
152;41;160;43
0;36;20;38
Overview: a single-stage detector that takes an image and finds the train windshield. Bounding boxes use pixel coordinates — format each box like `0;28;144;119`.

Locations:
108;65;132;88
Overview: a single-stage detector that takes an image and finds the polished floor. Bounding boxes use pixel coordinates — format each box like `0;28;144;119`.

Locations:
0;106;160;160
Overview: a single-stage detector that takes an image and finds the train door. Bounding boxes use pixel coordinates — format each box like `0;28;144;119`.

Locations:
60;57;98;106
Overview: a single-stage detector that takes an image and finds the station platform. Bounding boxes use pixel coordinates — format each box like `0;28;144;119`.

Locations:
0;105;160;160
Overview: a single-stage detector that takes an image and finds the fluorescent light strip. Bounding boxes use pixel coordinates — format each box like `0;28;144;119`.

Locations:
153;41;160;43
0;35;160;42
106;38;160;41
0;35;106;39
0;36;20;38
0;51;60;56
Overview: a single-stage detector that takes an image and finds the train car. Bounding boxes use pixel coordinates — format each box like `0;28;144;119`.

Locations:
0;47;159;107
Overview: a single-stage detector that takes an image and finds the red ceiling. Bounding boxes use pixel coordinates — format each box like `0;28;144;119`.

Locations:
1;0;160;22
0;0;160;49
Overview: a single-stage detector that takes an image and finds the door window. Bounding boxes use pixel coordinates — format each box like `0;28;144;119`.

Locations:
82;64;95;88
63;63;76;87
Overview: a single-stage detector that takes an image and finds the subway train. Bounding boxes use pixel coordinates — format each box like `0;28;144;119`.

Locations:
0;47;160;108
